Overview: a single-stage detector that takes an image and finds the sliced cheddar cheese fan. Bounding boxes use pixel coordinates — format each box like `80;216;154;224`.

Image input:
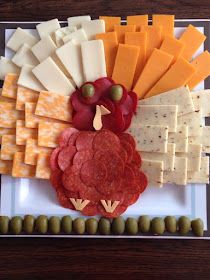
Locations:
99;16;121;32
160;36;185;64
127;15;148;31
152;14;174;38
114;25;136;43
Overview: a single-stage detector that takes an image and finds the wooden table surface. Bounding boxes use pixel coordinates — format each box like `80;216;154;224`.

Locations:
1;0;210;279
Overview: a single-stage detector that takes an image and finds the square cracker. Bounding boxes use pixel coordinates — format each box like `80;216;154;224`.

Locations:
163;157;187;185
141;159;164;187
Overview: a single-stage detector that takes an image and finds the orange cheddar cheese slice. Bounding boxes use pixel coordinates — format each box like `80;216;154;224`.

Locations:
2;73;19;99
114;25;136;43
0;102;24;128
127;15;148;31
12;152;35;178
99;16;121;32
95;32;118;77
152;14;174;38
160;36;185;64
38;121;71;148
36;152;51;179
0;158;13;175
16;86;39;111
0;88;16;103
1;135;24;160
35;91;72;122
0;127;16;144
16;120;37;145
141;25;163;60
25;139;52;165
124;31;147;85
188;51;210;90
179;24;206;61
145;57;196;98
112;43;140;90
134;48;173;99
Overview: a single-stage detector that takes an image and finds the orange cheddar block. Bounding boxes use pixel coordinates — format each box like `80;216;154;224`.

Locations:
0;88;16;103
141;25;163;60
38;121;71;148
36;152;51;179
2;73;19;99
0;127;16;144
124;31;147;84
95;32;118;77
25;139;52;165
16;86;39;111
152;14;174;38
0;158;13;175
179;24;206;61
188;51;210;90
16;120;37;145
112;44;140;90
114;25;136;43
12;152;35;178
134;49;173;99
0;102;24;128
127;15;148;31
99;16;121;32
145;57;196;98
35;91;72;122
160;36;185;64
1;135;24;160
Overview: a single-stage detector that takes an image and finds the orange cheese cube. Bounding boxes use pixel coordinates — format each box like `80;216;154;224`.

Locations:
160;36;185;64
99;16;121;32
124;31;147;85
127;15;148;31
1;135;24;160
0;102;24;128
16;120;37;145
188;51;210;90
134;49;173;99
0;127;16;144
12;152;35;178
179;24;206;61
0;158;13;175
36;152;51;179
95;32;118;77
16;86;39;111
2;73;19;99
114;25;136;43
112;44;140;90
152;14;174;38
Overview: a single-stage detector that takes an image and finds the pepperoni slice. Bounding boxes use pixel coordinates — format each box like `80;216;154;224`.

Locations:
58;127;78;147
120;94;133;115
128;91;138;113
72;109;95;131
98;203;128;218
93;129;121;152
118;132;136;149
96;178;122;196
123;113;133;131
94;77;114;98
56;188;74;209
97;98;115;114
68;131;80;146
80;187;101;202
79;81;103;105
132;150;141;166
81;202;98;216
50;169;63;189
119;146;128;162
75;131;96;151
120;140;134;163
123;192;140;206
102;106;125;133
50;147;62;171
57;146;77;171
121;165;136;191
62;166;86;192
138;171;148;193
73;149;94;169
71;90;90;112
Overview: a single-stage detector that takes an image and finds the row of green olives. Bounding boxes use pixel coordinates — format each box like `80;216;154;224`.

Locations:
0;215;204;237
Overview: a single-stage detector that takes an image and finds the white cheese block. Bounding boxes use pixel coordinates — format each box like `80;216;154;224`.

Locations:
191;89;210;117
81;19;105;40
60;26;77;35
67;15;91;28
81;40;107;82
187;156;209;184
51;53;72;79
56;41;84;87
177;110;202;137
163;157;187;185
36;19;60;38
12;44;39;67
31;35;57;62
168;125;188;153
141;160;164;187
190;127;210;153
62;29;88;44
6;27;38;52
18;64;45;92
55;26;77;47
0;56;20;80
32;57;75;95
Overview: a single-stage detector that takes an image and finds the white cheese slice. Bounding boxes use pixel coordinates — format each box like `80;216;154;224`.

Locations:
141;160;164;187
36;19;60;38
187;156;209;184
6;27;38;52
62;29;88;44
31;35;57;62
54;26;77;47
12;44;39;67
18;64;45;92
190;127;210;153
163;157;187;186
60;26;77;35
81;19;105;40
51;53;72;79
67;15;91;28
191;89;210;117
168;125;188;153
177;110;203;137
0;56;20;80
56;41;84;88
32;57;75;95
81;40;107;82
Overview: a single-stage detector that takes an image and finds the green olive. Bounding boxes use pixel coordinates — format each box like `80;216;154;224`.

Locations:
86;218;98;235
35;215;48;234
98;218;111;235
110;85;123;101
111;217;125;235
73;218;85;235
61;216;72;234
23;215;35;234
178;216;191;235
164;216;177;233
82;83;95;98
138;215;151;233
0;216;10;234
10;216;22;235
151;217;165;235
49;216;61;234
125;218;138;235
191;218;204;237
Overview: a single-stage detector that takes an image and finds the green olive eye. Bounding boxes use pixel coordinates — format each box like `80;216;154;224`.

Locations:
82;83;95;98
110;85;123;101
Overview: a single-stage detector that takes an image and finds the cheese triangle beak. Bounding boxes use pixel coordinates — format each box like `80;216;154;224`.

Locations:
93;105;111;130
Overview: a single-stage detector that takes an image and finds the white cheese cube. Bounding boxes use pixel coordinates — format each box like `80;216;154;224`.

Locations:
12;43;39;67
31;35;57;62
32;57;75;95
62;29;88;44
67;15;91;28
81;40;107;82
81;19;105;40
36;19;60;38
0;56;20;80
6;27;38;52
